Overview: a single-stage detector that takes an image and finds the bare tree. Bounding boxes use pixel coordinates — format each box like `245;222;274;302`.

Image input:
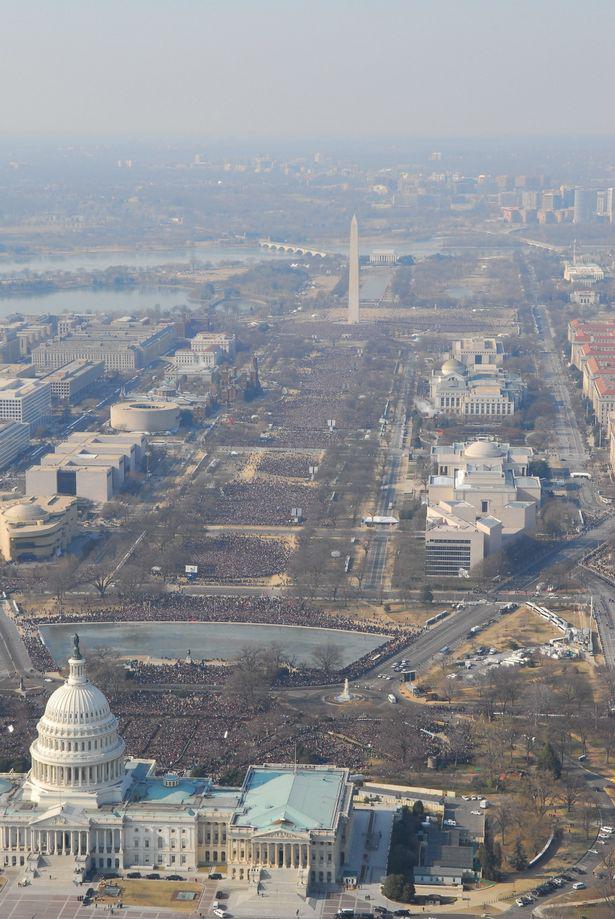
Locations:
558;774;583;813
493;801;515;847
47;558;79;610
85;647;127;695
523;775;553;820
311;643;343;679
88;568;115;598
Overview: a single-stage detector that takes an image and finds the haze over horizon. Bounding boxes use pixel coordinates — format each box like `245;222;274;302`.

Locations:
1;0;614;139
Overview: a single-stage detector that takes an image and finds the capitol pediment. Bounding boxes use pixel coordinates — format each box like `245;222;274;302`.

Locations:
30;804;90;828
253;829;307;840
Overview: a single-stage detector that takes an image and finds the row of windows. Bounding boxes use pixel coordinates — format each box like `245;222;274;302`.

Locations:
40;734;112;752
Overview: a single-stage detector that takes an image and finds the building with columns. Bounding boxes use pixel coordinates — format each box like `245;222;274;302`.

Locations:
0;640;354;891
429;356;523;419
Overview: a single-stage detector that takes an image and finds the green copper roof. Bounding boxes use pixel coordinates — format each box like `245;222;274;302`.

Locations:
234;767;346;833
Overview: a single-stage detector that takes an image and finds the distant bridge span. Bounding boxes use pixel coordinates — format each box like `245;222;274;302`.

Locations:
259;238;329;258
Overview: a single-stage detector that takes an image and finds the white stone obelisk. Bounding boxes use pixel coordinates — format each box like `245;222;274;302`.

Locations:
347;214;360;324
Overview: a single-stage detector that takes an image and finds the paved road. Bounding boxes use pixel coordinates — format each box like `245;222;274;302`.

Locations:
504;761;615;918
363;361;411;592
283;601;503;708
581;567;615;669
532;302;588;472
512;512;615;593
0;599;34;683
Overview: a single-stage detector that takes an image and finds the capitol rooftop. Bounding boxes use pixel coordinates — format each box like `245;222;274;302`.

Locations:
0;637;354;891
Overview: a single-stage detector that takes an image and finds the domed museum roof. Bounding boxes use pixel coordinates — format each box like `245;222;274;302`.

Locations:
441;357;466;374
464;440;505;459
4;501;47;524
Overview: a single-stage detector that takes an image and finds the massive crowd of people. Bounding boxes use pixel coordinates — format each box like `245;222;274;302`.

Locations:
257;451;317;479
583;542;615;584
184;534;290;580
20;595;415;684
26;594;392;632
205;479;324;525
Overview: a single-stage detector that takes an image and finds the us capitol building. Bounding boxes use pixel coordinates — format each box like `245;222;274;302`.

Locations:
0;638;354;891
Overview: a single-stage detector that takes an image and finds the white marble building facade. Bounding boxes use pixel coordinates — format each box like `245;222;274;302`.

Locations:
0;639;354;891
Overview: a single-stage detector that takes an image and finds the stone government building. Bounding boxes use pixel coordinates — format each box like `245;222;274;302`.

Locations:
0;638;354;891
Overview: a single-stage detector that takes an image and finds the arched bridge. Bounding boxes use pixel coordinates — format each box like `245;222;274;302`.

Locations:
259;238;329;258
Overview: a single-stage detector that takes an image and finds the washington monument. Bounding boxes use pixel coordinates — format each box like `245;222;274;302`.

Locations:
347;214;360;324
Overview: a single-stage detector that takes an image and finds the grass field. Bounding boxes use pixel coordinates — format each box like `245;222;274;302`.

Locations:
95;878;203;911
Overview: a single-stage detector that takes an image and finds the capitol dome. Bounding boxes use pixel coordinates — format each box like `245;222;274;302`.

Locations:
441;357;466;375
464;440;505;459
25;635;126;806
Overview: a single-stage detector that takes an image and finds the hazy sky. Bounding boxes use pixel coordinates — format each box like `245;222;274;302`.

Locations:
1;0;614;137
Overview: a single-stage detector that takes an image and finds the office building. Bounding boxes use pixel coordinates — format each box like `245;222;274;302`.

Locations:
347;214;360;324
44;360;105;403
0;420;30;471
174;348;218;375
573;187;596;224
0;364;37;380
425;502;501;578
32;325;177;373
0;495;78;562
450;338;504;370
569;319;615;426
563;263;604;283
0;378;51;429
425;439;540;579
26;432;145;503
0;642;354;891
16;321;54;357
190;332;236;357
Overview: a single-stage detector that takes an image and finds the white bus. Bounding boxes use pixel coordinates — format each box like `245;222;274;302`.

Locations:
362;515;399;526
570;471;591;480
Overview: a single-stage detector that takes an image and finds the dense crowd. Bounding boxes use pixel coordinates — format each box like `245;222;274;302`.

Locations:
583;543;615;584
216;347;362;450
21;594;416;690
205;479;324;525
26;594;393;632
257;451;316;479
129;660;228;686
21;622;56;672
184;534;290;580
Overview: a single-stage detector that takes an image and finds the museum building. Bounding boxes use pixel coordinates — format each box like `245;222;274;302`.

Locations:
0;639;354;891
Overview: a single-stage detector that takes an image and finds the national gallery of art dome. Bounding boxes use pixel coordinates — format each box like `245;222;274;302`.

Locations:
0;638;354;890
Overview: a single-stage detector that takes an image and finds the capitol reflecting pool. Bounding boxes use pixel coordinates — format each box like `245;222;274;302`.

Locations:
40;621;387;666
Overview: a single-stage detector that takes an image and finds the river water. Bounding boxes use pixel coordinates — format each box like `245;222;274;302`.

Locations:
0;286;194;317
0;236;513;317
39;620;386;667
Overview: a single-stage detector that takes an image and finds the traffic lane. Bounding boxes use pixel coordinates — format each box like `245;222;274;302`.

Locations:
514;516;615;585
583;573;615;668
364;603;501;685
